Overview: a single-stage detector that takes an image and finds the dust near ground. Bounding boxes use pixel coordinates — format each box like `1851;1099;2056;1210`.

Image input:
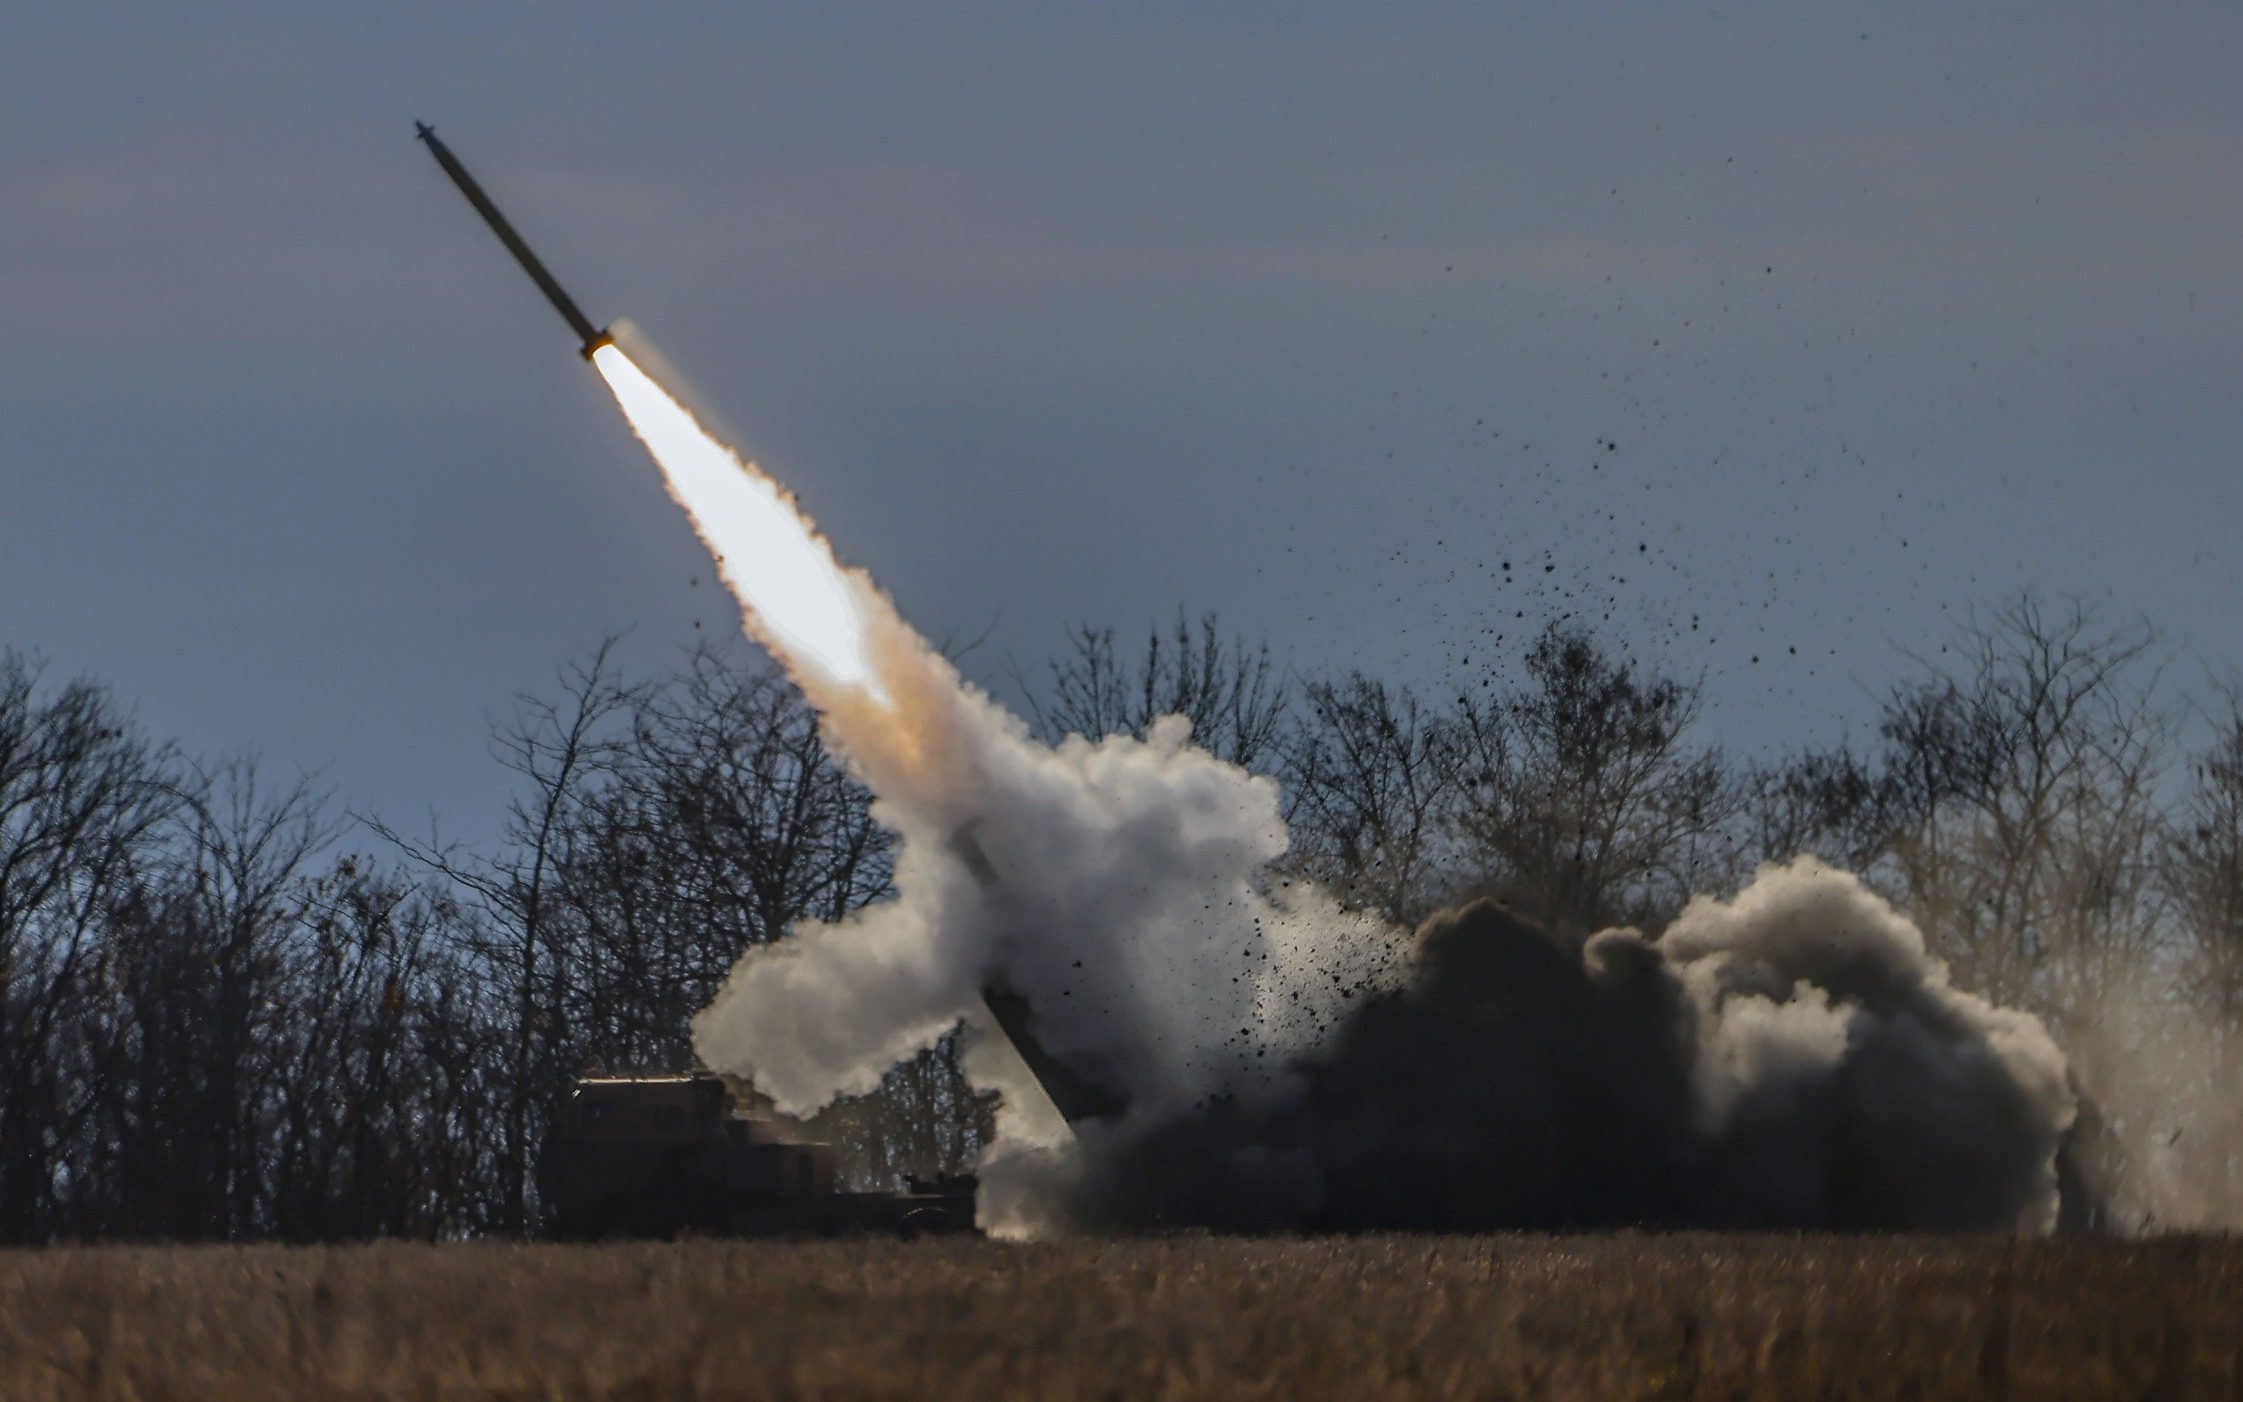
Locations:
2;1236;2236;1398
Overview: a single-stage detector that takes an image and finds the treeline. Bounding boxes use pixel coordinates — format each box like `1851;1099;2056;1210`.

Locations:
0;645;978;1241
1;597;2236;1239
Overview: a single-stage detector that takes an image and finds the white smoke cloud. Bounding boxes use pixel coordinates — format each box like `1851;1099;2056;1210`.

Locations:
687;618;1401;1238
690;641;1397;1128
1663;858;2076;1233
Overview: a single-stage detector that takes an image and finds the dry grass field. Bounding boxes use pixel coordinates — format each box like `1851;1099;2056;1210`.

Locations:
0;1234;2236;1398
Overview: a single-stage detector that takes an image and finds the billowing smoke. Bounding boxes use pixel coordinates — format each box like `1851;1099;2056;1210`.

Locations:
689;696;1404;1206
1084;860;2075;1234
589;341;2075;1236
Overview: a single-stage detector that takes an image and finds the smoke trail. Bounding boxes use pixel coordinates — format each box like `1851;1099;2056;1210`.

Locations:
590;342;2078;1236
590;342;1392;1156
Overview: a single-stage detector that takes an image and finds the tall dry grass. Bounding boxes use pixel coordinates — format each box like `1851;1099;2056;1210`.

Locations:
0;1234;2234;1398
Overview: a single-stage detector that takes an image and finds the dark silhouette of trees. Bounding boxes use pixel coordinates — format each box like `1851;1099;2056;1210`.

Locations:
2140;692;2243;1220
1281;674;1459;926
1813;601;2167;1024
559;647;889;1066
0;654;181;1239
371;640;986;1209
1445;626;1740;935
521;644;985;1192
2173;696;2243;1055
1;592;2237;1239
1273;626;1739;935
1022;612;1290;768
0;649;514;1242
366;641;647;1234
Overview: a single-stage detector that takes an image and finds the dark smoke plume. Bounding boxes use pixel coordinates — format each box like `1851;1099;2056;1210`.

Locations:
1073;859;2075;1233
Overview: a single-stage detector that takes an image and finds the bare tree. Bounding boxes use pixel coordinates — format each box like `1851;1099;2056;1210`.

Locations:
1021;613;1290;769
369;640;645;1234
1281;674;1459;925
259;859;499;1239
0;653;179;1240
2173;696;2243;1035
1747;744;1893;876
2157;693;2243;1213
72;758;334;1238
1450;625;1739;935
555;644;891;1070
556;645;990;1187
1856;600;2168;1026
1745;599;2181;1226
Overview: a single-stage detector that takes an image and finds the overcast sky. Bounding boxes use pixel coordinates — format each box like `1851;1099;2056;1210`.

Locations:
6;4;2239;841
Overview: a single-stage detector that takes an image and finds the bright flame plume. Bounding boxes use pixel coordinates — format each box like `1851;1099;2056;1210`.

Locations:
591;343;886;700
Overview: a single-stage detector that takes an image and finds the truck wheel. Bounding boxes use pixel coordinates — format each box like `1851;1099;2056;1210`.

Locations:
898;1206;961;1239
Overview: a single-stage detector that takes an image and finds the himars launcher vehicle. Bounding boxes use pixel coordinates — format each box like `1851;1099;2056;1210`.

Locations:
535;972;1105;1238
538;1074;979;1239
530;961;1104;1237
533;982;1100;1237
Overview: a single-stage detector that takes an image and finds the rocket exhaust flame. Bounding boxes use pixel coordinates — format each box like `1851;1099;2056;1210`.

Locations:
590;344;888;702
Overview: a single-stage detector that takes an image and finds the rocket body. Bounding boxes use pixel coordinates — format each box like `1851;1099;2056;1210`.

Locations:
415;122;611;359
